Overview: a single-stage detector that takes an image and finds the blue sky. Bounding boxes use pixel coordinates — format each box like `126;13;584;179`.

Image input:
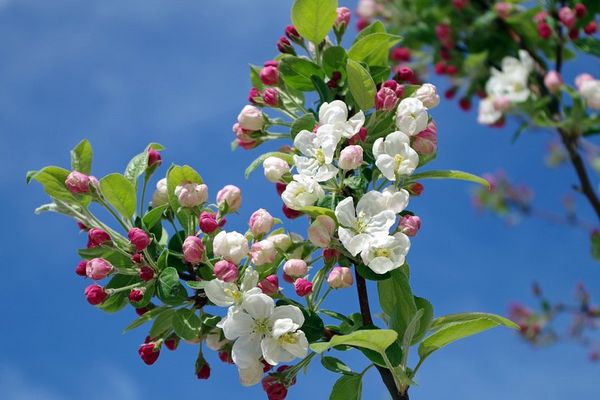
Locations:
3;0;599;399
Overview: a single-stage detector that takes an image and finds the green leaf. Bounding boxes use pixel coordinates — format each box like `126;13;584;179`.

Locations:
400;309;423;367
173;308;202;340
279;56;326;91
418;312;519;361
142;204;168;230
291;0;338;45
244;152;294;179
299;206;336;221
591;233;600;261
123;306;170;333
78;246;133;268
412;297;434;345
348;32;401;67
311;329;398;355
346;59;376;111
573;38;600;57
356;263;390;281
28;166;76;202
185;280;208;290
329;373;362;400
124;153;148;187
354;20;385;42
156;267;188;305
291;113;317;138
100;173;137;219
408;170;491;189
321;356;353;375
312;75;335;103
149;308;175;338
249;64;265;90
322;46;348;78
378;269;416;338
70;139;93;175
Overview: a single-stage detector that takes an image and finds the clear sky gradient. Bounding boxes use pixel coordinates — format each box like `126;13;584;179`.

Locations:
2;0;599;399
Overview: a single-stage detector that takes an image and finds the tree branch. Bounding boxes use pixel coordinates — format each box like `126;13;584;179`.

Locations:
354;268;408;400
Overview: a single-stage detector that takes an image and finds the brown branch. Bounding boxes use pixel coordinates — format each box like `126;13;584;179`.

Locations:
354;268;408;400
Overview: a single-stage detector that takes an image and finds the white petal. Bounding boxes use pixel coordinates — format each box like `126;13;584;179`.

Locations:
335;197;356;227
222;309;254;340
365;210;396;235
205;280;234;307
232;333;263;369
375;154;397;181
294;156;320;178
365;256;395;274
344;233;372;256
271;318;298;338
241;268;259;292
382;188;410;214
372;138;385;158
282;331;309;359
242;293;275;320
345;111;366;137
314;164;338;182
271;305;305;327
238;362;264;387
294;130;317;157
356;191;385;217
261;337;291;365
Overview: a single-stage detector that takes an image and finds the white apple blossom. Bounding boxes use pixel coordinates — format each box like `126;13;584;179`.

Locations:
395;98;429;136
150;178;168;207
485;50;533;104
413;83;440;109
213;230;249;265
335;191;396;256
174;182;208;208
360;233;411;274
579;78;600;110
250;239;276;266
293;128;339;181
281;174;325;210
477;97;503;125
205;267;260;307
372;131;419;180
218;293;307;368
318;100;365;139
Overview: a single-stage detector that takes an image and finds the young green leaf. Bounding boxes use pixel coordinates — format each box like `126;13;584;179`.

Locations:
156;267;189;305
142;204;168;230
70;139;93;175
418;312;519;361
408;170;491;189
377;269;417;338
173;308;202;340
98;274;138;313
291;0;338;45
149;308;176;338
346;59;376;111
348;32;401;67
321;356;354;375
123;306;170;333
329;373;362;400
311;329;398;355
299;205;337;221
291;113;317;138
279;56;326;91
100;173;137;219
28;166;76;202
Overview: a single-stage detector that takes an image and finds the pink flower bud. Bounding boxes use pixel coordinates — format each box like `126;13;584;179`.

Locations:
327;266;353;289
87;228;111;248
375;86;398;111
217;185;242;212
308;215;336;247
399;215;421;237
277;36;296;55
138;342;160;365
452;0;469;10
84;284;108;305
214;260;239;283
75;260;87;277
218;350;234;364
435;23;453;47
459;97;471;111
260;65;279;86
263;156;290;183
537;22;552;39
294;278;313;297
285;25;302;43
164;336;179;351
86;258;113;280
544;71;563;93
77;221;88;231
65;171;91;194
237;105;264;131
434;61;447;75
174;182;208;208
276;182;287;196
409;182;424;196
348;127;368;145
183;236;205;265
323;248;339;263
147;148;162;168
258;275;279;295
283;259;308;279
356;17;370;31
495;2;512;19
129;288;145;303
396;66;414;82
559;7;576;29
262;376;288;400
128;228;151;251
199;211;221;234
574;3;587;17
412;122;437;155
584;21;597;35
139;266;155;281
390;47;410;62
132;253;143;264
282;204;302;219
249;208;274;236
196;363;211;380
136;306;150;316
335;7;351;30
413;83;440;108
262;88;279;107
492;96;511;112
251;240;276;266
248;87;262;104
338;145;363;170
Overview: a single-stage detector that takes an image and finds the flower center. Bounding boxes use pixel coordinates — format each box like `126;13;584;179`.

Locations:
224;287;243;306
278;332;298;345
375;248;391;258
355;212;368;233
394;154;404;169
315;148;326;165
253;318;271;335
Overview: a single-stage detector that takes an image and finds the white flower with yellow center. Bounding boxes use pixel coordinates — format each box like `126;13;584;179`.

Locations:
293;127;339;182
485;50;533;104
360;233;411;274
318;100;365;139
335;191;396;256
281;174;325;210
205;268;260;307
218;293;307;369
395;98;429;136
373;131;419;181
